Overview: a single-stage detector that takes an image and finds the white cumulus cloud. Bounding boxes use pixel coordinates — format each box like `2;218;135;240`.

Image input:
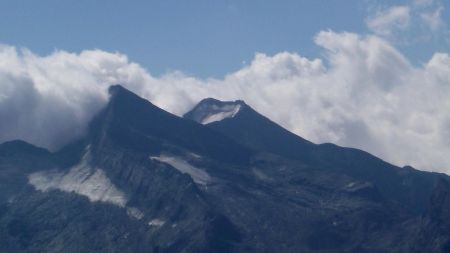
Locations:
0;46;153;150
1;30;450;174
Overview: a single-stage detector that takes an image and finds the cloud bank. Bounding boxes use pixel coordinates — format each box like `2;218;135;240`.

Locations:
1;30;450;173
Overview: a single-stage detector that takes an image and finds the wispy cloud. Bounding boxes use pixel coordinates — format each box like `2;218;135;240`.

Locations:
413;0;435;7
367;6;411;36
366;0;447;44
420;6;445;31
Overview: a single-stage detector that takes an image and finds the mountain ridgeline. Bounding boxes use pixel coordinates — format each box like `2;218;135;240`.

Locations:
0;85;449;253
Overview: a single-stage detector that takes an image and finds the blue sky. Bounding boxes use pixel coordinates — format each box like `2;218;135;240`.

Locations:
0;0;447;77
1;0;450;172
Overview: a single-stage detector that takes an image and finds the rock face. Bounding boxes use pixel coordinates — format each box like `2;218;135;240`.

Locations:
0;85;449;253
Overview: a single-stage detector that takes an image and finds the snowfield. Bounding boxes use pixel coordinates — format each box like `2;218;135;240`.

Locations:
29;151;128;207
200;104;241;124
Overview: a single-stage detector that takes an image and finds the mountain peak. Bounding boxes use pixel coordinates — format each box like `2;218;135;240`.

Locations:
107;84;146;105
108;84;128;95
89;87;252;163
183;98;247;125
184;97;314;160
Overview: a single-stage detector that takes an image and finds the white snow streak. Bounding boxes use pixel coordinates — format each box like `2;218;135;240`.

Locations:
127;207;144;220
150;155;211;185
201;104;241;124
148;219;165;227
28;153;127;207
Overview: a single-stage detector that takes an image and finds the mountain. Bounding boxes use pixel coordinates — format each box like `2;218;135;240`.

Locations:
91;85;252;164
184;98;441;215
183;98;314;159
0;86;449;253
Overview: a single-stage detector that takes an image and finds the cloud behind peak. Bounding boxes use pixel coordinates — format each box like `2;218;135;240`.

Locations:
1;30;450;173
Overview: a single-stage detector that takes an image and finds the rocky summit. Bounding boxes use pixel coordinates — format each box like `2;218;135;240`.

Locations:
1;85;449;253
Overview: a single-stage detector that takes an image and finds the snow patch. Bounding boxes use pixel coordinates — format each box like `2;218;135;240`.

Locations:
187;152;202;159
28;152;127;207
127;207;144;220
148;219;165;227
346;182;356;188
252;168;271;182
150;155;211;185
201;104;241;124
